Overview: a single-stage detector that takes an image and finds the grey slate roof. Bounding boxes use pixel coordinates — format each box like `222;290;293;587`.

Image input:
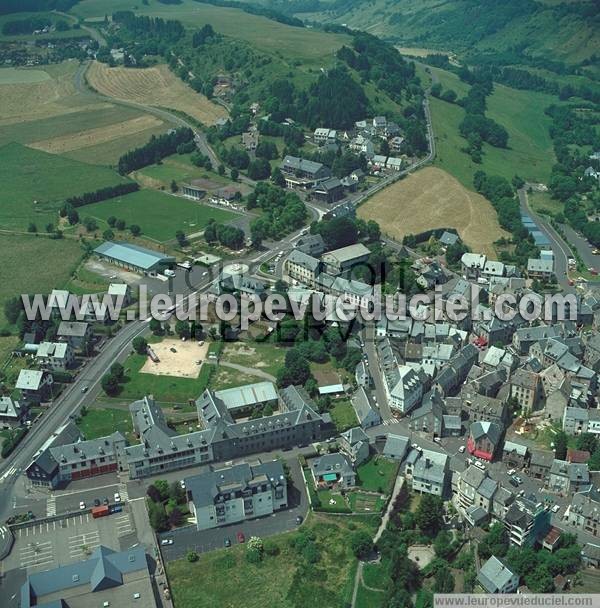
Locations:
20;545;149;608
477;556;517;593
185;459;285;509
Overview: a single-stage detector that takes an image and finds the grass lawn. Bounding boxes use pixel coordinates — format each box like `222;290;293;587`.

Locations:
0;142;130;231
0;335;19;366
208;365;266;390
117;352;214;405
83;189;238;242
63;262;111;296
166;513;378;608
330;398;359;433
0;234;84;328
356;456;399;494
528;190;564;217
138;154;218;185
316;489;352;513
220;341;285;377
355;585;385;608
77;406;133;441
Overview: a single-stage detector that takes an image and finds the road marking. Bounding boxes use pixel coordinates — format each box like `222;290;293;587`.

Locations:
46;495;56;517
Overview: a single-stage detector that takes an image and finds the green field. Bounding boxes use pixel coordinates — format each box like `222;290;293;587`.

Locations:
428;75;557;188
83;189;238;242
356;456;399;494
166;513;379;608
0;67;50;84
117;352;214;404
220;341;285;377
73;0;349;65
77;406;133;441
528;190;564;217
137;153;231;188
0;143;130;231
0;234;84;328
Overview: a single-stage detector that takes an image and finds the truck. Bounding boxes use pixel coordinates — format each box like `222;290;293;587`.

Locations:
91;505;110;519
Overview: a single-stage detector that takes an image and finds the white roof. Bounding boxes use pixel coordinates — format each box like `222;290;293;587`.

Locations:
36;342;69;359
16;369;44;390
527;258;554;273
461;253;486;269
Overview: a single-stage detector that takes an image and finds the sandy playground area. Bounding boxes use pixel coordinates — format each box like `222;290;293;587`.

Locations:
140;338;209;379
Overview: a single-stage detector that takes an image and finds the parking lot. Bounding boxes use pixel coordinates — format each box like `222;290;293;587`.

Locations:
3;508;138;574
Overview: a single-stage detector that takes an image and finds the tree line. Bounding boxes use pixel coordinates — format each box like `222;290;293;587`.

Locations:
117;128;194;174
65;182;139;208
112;11;185;42
2;16;51;34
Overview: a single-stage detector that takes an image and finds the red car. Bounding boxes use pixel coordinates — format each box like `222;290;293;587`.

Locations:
237;531;245;543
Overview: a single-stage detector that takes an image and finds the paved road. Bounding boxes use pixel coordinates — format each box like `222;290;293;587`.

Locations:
519;188;573;292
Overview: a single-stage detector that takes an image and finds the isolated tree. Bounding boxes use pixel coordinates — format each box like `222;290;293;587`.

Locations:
170;179;178;193
350;530;373;559
149;318;163;335
101;372;120;396
133;336;147;355
45;223;54;233
175;320;191;339
67;209;79;225
554;431;568;460
110;362;124;382
107;216;117;227
230;168;239;181
130;224;141;236
168;507;183;527
28;222;37;233
148;502;168;532
186;550;199;562
154;479;170;501
415;494;444;536
115;219;126;231
147;484;161;503
103;229;114;240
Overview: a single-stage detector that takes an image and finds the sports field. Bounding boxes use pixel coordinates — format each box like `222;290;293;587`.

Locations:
87;62;227;126
358;167;508;257
0;142;130;231
82;189;238;242
0;234;84;328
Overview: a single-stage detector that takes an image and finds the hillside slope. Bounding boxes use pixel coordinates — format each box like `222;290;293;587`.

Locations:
295;0;599;67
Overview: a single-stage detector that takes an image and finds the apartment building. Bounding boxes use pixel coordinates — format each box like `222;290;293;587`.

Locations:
186;460;288;531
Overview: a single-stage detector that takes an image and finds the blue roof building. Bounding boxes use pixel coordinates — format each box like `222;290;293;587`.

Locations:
94;241;175;274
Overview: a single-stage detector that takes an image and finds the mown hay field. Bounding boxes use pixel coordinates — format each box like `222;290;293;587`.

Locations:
87;62;228;126
358;167;508;257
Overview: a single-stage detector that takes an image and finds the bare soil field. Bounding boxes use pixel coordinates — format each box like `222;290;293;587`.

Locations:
358;167;508;257
87;62;228;126
29;115;163;153
140;338;209;379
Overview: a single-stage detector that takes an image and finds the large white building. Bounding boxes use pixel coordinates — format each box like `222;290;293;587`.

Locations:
185;460;288;531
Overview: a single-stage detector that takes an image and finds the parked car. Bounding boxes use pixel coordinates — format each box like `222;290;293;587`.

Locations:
474;461;485;471
237;531;245;543
507;469;516;476
552;504;561;513
160;538;174;546
514;475;523;484
81;386;88;393
458;446;465;453
180;480;186;490
114;492;121;503
224;538;231;547
102;497;109;506
295;515;303;525
93;498;100;507
79;501;86;510
509;477;519;488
